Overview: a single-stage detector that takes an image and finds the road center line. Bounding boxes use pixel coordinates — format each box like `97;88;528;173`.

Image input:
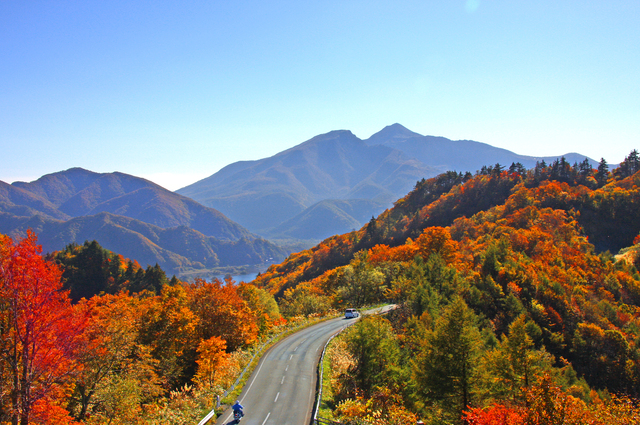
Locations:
261;412;271;425
274;392;280;403
289;354;293;360
285;365;289;371
281;376;285;384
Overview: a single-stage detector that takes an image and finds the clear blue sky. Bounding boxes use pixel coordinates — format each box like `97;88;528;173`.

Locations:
2;1;638;190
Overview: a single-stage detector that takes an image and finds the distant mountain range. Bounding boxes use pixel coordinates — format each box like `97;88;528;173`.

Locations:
177;124;595;240
0;168;287;276
2;124;597;272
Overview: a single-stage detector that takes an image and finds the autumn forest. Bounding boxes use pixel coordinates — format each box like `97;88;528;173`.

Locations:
2;152;640;424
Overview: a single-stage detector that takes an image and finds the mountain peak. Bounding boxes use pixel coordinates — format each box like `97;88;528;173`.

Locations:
365;123;423;145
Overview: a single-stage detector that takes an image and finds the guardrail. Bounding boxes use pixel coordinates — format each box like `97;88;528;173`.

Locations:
312;304;397;425
198;306;396;425
311;323;353;425
197;331;283;425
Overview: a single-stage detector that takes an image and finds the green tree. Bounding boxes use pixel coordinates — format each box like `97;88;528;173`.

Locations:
138;263;168;294
479;314;553;404
413;298;484;423
615;149;640;179
336;251;386;307
342;315;401;398
595;158;609;186
54;240;110;302
407;254;457;318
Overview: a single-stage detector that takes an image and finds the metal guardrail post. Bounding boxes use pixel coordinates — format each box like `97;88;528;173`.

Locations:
311;322;355;425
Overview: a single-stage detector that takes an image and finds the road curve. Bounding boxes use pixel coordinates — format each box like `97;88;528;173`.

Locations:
215;316;351;425
215;306;394;425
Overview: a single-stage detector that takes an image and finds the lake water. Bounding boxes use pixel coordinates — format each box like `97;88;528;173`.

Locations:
214;273;259;283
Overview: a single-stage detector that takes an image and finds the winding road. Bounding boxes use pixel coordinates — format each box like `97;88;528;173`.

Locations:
215;306;394;425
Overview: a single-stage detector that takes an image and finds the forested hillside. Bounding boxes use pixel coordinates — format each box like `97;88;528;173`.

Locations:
1;152;639;424
0;232;286;424
252;152;640;423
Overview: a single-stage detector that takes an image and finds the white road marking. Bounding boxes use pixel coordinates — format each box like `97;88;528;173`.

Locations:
274;392;280;403
285;365;289;372
242;357;266;397
261;412;271;425
289;354;293;360
281;376;285;384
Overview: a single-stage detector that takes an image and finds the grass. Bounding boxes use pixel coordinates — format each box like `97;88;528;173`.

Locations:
318;342;339;422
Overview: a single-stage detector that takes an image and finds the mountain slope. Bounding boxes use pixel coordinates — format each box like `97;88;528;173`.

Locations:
12;168;252;240
0;211;287;276
254;162;640;298
251;163;640;422
267;198;388;240
0;181;70;220
178;124;594;239
366;126;591;174
1;169;287;275
177;129;439;234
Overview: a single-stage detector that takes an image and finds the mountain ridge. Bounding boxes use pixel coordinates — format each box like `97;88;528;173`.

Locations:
0;169;287;276
177;129;439;236
178;124;595;240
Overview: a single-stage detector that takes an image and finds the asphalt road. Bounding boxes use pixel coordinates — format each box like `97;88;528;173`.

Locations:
215;306;395;425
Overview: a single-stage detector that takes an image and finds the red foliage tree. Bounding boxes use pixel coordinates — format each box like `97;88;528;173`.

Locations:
464;404;525;425
0;231;86;425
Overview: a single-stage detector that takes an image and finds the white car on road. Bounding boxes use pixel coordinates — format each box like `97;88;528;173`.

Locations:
344;308;359;319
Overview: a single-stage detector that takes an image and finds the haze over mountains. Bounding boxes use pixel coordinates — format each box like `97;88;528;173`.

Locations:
178;124;594;240
0;168;287;276
1;124;596;276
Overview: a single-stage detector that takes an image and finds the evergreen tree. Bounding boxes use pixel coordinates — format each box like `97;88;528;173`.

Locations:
343;315;401;398
55;241;110;302
491;163;504;176
615;149;640;179
595;157;609;186
413;298;484;422
479;315;553;404
141;264;168;294
578;158;592;177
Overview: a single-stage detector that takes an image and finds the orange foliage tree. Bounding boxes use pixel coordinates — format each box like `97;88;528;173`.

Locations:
193;336;230;390
69;292;163;422
186;278;259;352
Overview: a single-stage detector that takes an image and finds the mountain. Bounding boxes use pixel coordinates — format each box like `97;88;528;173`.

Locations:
0;180;69;220
0;169;287;276
177;129;439;238
365;123;591;173
10;168;252;240
177;124;595;240
255;160;640;297
268;198;388;240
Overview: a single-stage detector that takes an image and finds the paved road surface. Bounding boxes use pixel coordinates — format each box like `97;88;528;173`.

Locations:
215;306;394;425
